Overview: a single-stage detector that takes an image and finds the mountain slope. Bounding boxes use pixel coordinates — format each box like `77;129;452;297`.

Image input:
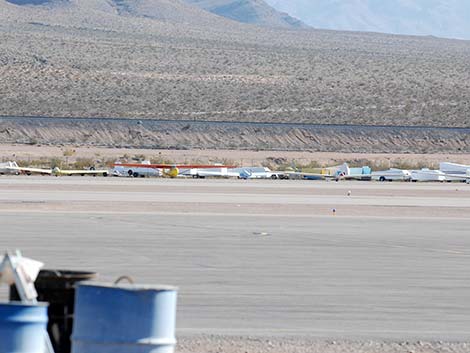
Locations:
1;0;470;130
2;0;305;29
0;0;236;28
107;0;232;25
266;0;470;40
184;0;306;28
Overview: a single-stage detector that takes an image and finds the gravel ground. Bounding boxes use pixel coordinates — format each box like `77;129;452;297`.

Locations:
178;336;470;353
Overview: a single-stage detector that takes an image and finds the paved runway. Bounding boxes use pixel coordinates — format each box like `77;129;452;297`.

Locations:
1;177;470;340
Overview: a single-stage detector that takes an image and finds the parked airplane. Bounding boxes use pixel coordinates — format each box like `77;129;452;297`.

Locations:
113;162;237;178
282;166;334;180
182;167;231;178
439;162;470;183
440;162;470;175
0;161;20;175
338;164;372;181
372;168;411;182
280;162;340;180
235;167;279;180
411;169;446;182
178;166;286;179
6;165;109;176
113;161;162;178
283;170;333;180
188;163;371;181
279;163;371;181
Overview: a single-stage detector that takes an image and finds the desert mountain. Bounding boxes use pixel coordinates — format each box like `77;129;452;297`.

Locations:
1;0;304;29
0;0;470;132
266;0;470;40
183;0;306;28
0;0;239;28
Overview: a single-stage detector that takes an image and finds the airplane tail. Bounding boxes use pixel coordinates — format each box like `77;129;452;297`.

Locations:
290;161;300;173
336;163;350;178
239;170;252;179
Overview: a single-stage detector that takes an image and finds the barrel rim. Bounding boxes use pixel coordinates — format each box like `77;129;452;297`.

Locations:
0;301;49;308
39;269;98;280
77;282;178;291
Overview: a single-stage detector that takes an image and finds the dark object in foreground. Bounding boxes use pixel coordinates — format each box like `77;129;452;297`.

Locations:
10;269;97;353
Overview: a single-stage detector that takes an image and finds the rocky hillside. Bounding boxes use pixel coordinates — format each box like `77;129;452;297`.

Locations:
1;0;303;28
0;0;234;27
184;0;306;28
0;0;470;141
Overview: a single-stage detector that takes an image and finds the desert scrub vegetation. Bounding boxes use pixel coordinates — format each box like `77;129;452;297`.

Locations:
0;9;470;128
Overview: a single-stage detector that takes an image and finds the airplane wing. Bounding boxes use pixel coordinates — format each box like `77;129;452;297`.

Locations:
55;169;109;176
191;170;230;177
442;173;470;182
6;166;109;176
283;171;335;180
114;163;236;169
6;166;52;175
339;174;372;181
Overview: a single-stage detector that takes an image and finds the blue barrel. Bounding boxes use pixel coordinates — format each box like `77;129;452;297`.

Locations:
72;283;178;353
0;302;49;353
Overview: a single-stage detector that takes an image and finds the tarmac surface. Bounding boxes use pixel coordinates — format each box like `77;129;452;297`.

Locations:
1;177;470;341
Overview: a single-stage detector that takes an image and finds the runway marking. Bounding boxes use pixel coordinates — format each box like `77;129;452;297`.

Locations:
0;208;469;220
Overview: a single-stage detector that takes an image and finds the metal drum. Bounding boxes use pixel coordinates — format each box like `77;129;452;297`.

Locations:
72;283;178;353
10;269;97;353
0;302;49;353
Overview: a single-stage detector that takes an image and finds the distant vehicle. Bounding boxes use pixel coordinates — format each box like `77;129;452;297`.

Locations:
411;169;446;182
372;168;411;182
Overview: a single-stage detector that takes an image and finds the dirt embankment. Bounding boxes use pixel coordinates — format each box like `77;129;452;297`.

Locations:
1;116;469;154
